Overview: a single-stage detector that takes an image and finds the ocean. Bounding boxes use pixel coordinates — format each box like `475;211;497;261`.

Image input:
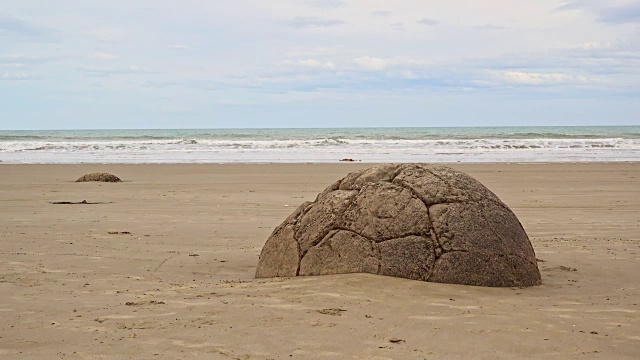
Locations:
1;126;639;164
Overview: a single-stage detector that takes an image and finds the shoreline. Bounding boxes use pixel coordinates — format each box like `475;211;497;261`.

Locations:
3;160;640;164
1;163;638;358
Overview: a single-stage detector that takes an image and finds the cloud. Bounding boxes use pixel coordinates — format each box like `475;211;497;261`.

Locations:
472;25;504;30
1;71;35;80
353;56;388;71
0;15;40;36
555;1;640;24
283;58;336;69
88;51;119;60
2;1;638;128
86;27;127;42
0;14;53;40
305;0;346;9
0;62;25;68
285;47;342;58
417;18;439;26
372;11;392;17
390;23;405;31
567;42;613;50
598;3;640;24
80;65;159;77
298;59;336;69
0;54;41;63
499;71;594;85
0;54;64;67
555;1;585;12
285;17;345;28
169;44;196;50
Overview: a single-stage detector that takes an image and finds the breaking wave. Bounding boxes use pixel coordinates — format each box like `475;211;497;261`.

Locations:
1;126;639;163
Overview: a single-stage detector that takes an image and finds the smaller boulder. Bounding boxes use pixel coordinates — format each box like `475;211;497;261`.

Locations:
76;172;122;183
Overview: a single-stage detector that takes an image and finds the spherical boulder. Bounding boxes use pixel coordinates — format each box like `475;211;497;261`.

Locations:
256;164;541;287
76;172;122;183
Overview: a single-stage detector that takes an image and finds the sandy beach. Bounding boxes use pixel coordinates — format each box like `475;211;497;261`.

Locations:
0;163;638;359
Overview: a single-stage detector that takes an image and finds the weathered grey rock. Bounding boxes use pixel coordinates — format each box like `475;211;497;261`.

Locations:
378;236;435;281
300;230;378;276
254;225;299;278
255;164;541;287
76;172;121;183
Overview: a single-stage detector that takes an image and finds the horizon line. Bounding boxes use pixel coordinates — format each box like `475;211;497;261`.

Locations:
2;124;639;131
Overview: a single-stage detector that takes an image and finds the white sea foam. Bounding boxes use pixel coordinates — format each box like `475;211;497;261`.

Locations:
1;127;639;163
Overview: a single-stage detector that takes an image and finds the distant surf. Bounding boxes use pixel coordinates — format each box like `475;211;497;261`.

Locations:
1;126;639;163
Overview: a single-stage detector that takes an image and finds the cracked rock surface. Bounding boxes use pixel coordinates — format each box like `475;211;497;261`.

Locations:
76;172;122;183
255;164;542;287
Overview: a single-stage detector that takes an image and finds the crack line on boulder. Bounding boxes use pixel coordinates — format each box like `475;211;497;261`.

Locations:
295;232;303;276
476;201;537;267
355;182;414;220
388;164;403;183
330;226;431;244
330;226;378;243
388;178;443;259
390;178;431;210
299;229;340;262
293;190;358;262
294;190;359;260
374;240;382;274
311;185;398;245
423;205;442;260
423;168;511;211
294;202;314;228
285;206;307;276
424;168;455;194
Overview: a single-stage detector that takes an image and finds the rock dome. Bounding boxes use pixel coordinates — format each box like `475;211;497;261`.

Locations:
255;164;541;287
76;172;122;183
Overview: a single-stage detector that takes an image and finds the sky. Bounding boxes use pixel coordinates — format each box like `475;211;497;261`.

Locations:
1;0;639;129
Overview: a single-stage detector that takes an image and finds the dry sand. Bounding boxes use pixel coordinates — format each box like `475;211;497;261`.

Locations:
0;163;638;359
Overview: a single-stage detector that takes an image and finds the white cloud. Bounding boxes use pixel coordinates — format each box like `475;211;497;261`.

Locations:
283;58;336;69
558;1;640;25
371;10;393;17
1;72;34;80
0;54;57;64
567;42;613;50
0;14;55;41
86;28;127;42
417;18;439;26
306;0;346;9
88;51;118;60
299;59;336;69
81;65;159;76
0;63;26;68
400;70;419;79
0;53;64;70
169;44;196;50
472;24;504;30
285;17;345;28
372;11;392;17
391;22;405;31
353;56;388;70
500;71;594;85
1;1;638;128
0;54;29;62
286;47;342;58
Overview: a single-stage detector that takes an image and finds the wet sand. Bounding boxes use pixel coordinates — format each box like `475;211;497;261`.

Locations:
0;163;638;359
